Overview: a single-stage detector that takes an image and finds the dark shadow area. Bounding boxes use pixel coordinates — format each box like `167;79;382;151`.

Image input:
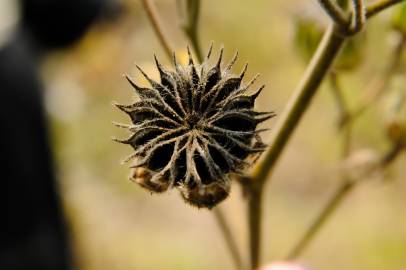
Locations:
0;1;121;269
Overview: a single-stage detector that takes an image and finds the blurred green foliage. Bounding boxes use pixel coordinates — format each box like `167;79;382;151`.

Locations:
293;10;364;71
392;3;406;34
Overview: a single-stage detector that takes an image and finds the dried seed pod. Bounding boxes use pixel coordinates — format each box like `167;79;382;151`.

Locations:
114;46;274;208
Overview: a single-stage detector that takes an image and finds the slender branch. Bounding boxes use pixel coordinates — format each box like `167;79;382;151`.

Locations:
287;72;355;260
176;3;243;268
340;121;353;159
329;73;349;127
248;2;402;266
246;24;345;270
182;0;204;62
319;0;405;35
329;73;353;157
252;23;346;184
318;0;349;27
176;0;184;19
286;142;404;260
247;181;263;270
140;0;173;60
380;141;404;166
350;0;366;33
366;0;406;18
342;34;405;127
285;16;404;259
213;208;244;270
286;179;355;260
141;1;242;267
252;0;406;186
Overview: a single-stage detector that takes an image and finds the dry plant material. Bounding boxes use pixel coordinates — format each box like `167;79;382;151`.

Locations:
115;47;274;208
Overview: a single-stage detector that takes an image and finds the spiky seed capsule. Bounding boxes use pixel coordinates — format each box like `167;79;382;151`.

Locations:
114;46;274;208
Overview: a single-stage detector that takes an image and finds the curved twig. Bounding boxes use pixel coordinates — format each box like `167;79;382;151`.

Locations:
349;0;366;33
366;0;406;18
286;142;404;259
140;0;173;60
213;208;244;270
182;0;203;62
318;0;349;28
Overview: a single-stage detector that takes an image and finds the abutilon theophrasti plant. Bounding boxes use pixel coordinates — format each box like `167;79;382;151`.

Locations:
114;46;274;208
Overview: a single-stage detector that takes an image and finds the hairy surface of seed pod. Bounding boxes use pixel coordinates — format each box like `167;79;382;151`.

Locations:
114;46;274;208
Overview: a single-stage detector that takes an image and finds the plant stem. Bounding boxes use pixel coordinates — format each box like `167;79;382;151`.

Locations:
177;3;243;268
213;208;244;270
286;180;355;260
284;29;405;262
286;142;404;260
246;2;404;268
251;0;405;188
350;0;366;33
140;0;173;60
286;72;355;261
329;72;353;157
246;23;345;269
329;73;348;126
252;23;346;185
318;0;349;27
342;34;405;127
247;181;264;269
380;141;404;166
287;71;354;260
366;0;406;18
141;1;242;267
182;0;203;62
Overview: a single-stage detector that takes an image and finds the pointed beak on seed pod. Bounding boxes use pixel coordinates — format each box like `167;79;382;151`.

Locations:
114;45;274;208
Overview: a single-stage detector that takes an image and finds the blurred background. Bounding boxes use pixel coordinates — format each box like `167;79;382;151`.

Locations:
1;0;405;269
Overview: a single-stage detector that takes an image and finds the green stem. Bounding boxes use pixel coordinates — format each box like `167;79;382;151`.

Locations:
342;34;405;127
213;208;244;270
247;1;404;268
246;23;345;269
350;0;366;33
283;25;405;262
366;0;406;18
287;180;355;260
252;23;346;185
288;71;355;259
248;2;404;266
142;1;242;268
248;182;264;269
286;142;404;260
182;0;203;62
329;73;348;126
140;0;173;60
188;32;203;63
178;3;243;268
380;141;404;166
250;0;405;187
318;0;349;27
329;73;353;157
